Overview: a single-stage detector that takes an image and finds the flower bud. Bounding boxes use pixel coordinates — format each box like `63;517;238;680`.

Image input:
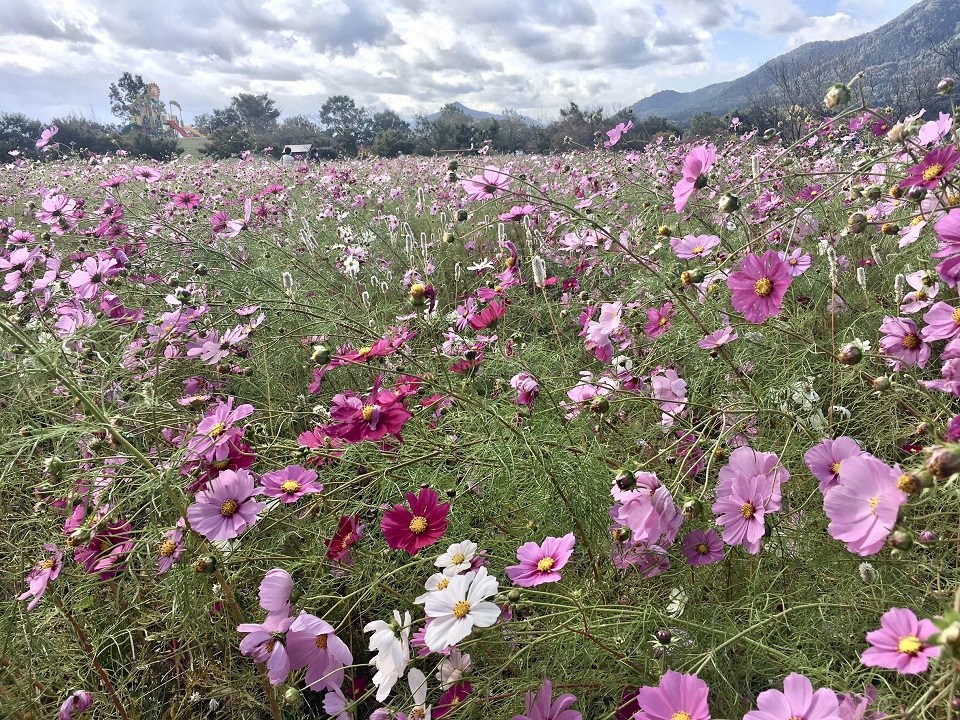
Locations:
507;589;521;602
847;212;868;233
889;529;913;551
193;556;217;574
938;77;956;95
283;688;303;706
446;159;458;171
43;455;65;478
408;283;427;307
837;343;862;365
918;530;939;544
590;396;609;414
925;445;960;478
655;629;672;645
907;186;927;202
611;526;630;543
824;83;852;110
887;122;907;143
614;469;636;491
456;209;468;222
443;231;456;244
718;193;740;213
681;498;702;521
310;345;331;364
872;376;891;391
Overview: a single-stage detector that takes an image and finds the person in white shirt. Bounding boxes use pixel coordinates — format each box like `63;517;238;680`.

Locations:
280;147;295;167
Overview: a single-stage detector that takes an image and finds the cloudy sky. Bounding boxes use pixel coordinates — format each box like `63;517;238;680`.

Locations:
0;0;920;126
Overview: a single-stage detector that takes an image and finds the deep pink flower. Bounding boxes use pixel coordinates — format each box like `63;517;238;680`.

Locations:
644;302;675;338
922;357;960;395
727;250;793;323
157;527;184;575
328;379;413;443
435;682;472;719
326;513;365;565
462;166;512;201
698;326;738;350
18;543;62;610
286;611;354;691
511;678;582;720
260;464;323;503
744;673;841;720
860;607;941;674
59;690;93;720
635;670;710;720
381;487;450;555
506;533;575;587
172;191;201;210
467;300;507;330
823;454;907;556
670;234;720;260
803;437;866;493
899;146;960;190
879;316;929;370
74;519;134;580
680;529;725;566
186;468;266;541
673;144;716;213
511;372;540;406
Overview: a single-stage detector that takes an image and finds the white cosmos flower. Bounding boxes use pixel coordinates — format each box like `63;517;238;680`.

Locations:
363;610;411;702
407;668;431;720
437;649;471;690
435;539;477;576
414;572;455;605
423;566;500;652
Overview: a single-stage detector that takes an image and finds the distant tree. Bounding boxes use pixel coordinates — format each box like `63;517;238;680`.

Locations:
319;95;373;155
118;131;182;161
371;129;415;157
546;101;605;150
370;109;410;135
273;114;323;146
108;72;149;121
230;93;281;135
0;112;43;159
688;112;728;139
199;126;264;159
51;114;121;155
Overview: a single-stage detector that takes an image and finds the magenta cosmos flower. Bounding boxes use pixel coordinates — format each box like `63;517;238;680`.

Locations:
18;543;62;610
188;396;254;460
59;690;93;720
260;464;323;503
899;145;960;190
823;454;907;556
803;437;866;493
506;532;575;587
673;144;716;213
462;166;512;201
511;372;540;406
680;529;725;566
698;326;738;350
860;607;940;674
511;677;582;720
604;120;633;148
920;301;960;342
727;250;793;323
711;474;774;554
744;673;841;720
644;302;675;339
636;670;711;720
879;316;930;370
186;468;266;541
328;378;413;444
157;527;184;575
381;487;450;555
326;513;365;565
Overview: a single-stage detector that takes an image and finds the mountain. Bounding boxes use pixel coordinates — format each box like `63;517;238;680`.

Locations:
630;0;960;124
426;102;540;126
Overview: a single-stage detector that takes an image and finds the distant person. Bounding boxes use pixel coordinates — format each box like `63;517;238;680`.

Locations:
309;147;320;163
281;147;295;167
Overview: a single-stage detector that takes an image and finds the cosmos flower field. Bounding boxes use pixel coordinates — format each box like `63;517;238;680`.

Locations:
4;100;960;720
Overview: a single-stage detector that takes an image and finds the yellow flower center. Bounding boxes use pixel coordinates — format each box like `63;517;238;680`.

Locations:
754;277;773;297
740;503;756;519
952;307;960;325
659;317;668;326
211;458;231;470
692;246;704;254
697;543;708;554
357;346;372;357
898;634;922;655
159;540;177;557
315;634;328;649
505;256;516;267
949;194;960;207
437;577;450;590
537;557;555;572
911;215;925;226
220;499;239;517
869;494;880;514
672;713;692;720
902;334;920;349
922;163;945;182
451;553;466;565
42;557;57;570
453;600;471;619
409;516;428;534
409;283;426;298
897;473;917;494
208;422;227;439
361;405;376;421
412;709;426;720
280;480;301;494
831;461;842;476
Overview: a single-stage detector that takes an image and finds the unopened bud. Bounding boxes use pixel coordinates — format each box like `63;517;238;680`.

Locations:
938;77;956;95
718;193;740;213
824;82;852;110
590;396;610;414
310;345;331;364
193;556;217;574
925;445;960;478
507;589;521;602
889;529;913;551
681;498;702;521
837;343;862;365
283;688;302;706
614;469;636;491
872;376;891;391
847;212;868;234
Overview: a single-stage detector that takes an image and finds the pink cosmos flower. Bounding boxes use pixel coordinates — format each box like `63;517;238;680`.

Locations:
59;690;93;720
188;397;254;460
238;610;297;685
157;527;184;575
921;357;960;395
933;210;960;286
36;125;58;149
744;673;841;720
670;234;720;260
611;473;682;547
381;487;450;555
899;146;960;190
511;372;540;406
803;437;866;493
328;379;414;444
186;468;266;541
18;543;62;610
259;568;294;619
69;255;119;300
499;204;537;222
604;120;633;148
260;464;323;503
635;670;710;720
644;302;675;338
436;682;471;719
698;326;738;350
673;144;716;213
511;678;582;720
727;250;793;324
860;607;941;674
879;316;929;370
900;270;938;313
650;368;687;425
712;474;774;554
462;166;512;201
286;611;354;691
823;454;907;556
920;301;960;342
172;191;201;210
326;514;365;565
505;533;575;587
74;518;134;580
468;300;507;330
779;248;812;277
917;111;953;145
680;529;724;566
